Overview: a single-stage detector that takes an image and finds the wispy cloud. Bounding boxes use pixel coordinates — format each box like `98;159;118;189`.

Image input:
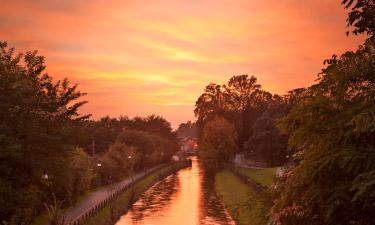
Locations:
0;0;365;127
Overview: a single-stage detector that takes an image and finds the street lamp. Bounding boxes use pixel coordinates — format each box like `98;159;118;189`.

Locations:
97;160;102;167
42;169;49;180
128;155;135;184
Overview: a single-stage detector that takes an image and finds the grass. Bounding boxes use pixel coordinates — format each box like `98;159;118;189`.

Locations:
31;214;49;225
31;181;111;225
83;163;181;225
235;167;277;187
215;170;268;225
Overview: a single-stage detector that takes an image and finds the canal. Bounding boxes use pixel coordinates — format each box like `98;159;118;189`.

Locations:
115;156;235;225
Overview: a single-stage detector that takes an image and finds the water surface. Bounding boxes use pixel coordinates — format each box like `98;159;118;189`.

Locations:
115;157;235;225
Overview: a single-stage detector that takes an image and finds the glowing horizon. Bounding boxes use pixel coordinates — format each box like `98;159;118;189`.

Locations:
0;0;364;128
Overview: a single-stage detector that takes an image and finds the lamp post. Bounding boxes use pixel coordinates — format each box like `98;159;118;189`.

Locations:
128;155;134;183
42;169;49;180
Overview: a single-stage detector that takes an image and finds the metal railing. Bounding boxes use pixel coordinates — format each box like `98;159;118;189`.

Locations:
61;160;190;225
64;164;164;225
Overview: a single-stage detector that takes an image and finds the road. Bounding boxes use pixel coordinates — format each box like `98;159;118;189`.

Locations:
63;164;164;224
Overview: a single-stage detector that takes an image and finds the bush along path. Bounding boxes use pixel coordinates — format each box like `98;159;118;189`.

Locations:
50;161;188;225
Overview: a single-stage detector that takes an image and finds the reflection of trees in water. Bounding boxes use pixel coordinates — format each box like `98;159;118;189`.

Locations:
129;174;180;222
198;162;234;225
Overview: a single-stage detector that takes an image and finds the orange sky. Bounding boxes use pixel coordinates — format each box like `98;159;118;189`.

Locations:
0;0;365;128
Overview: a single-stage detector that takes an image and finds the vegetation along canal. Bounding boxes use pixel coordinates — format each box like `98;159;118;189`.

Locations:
115;157;235;225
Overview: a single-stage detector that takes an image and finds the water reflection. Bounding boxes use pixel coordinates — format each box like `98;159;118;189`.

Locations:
115;157;234;225
126;174;180;221
199;171;234;224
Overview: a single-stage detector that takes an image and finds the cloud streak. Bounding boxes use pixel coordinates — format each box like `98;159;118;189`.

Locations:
0;0;365;128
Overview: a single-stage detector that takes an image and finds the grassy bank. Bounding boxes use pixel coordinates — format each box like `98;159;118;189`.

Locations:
234;167;277;187
215;170;268;225
83;163;184;225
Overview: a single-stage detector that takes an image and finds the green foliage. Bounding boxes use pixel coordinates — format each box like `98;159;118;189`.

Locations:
271;3;375;223
127;115;175;140
195;75;291;159
115;128;178;169
0;41;179;224
68;148;95;204
271;38;375;225
244;111;288;166
0;41;89;223
77;115;176;156
199;117;237;172
99;142;139;183
44;193;65;225
342;0;375;36
176;121;198;138
93;126;178;186
195;75;273;145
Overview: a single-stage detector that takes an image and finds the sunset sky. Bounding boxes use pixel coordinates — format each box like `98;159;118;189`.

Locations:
0;0;364;128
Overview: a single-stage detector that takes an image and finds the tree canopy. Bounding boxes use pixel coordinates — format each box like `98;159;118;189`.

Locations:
195;75;290;165
195;75;275;145
343;0;375;36
176;121;198;138
199;116;238;172
0;41;179;224
0;41;89;222
270;1;375;223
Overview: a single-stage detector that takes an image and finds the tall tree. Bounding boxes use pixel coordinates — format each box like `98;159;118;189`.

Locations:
199;117;238;172
194;83;229;127
195;75;273;148
176;121;198;138
0;41;89;223
343;0;375;36
271;2;375;223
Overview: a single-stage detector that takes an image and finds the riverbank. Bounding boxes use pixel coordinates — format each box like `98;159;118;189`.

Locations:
215;167;276;225
232;166;277;187
82;161;188;225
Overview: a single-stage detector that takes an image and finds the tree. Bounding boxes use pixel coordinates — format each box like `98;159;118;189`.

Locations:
244;112;288;166
194;83;229;128
76;114;176;157
195;75;273;148
271;20;375;225
243;93;293;166
68;148;95;204
226;75;261;112
199;117;238;172
99;142;139;183
126;115;175;140
115;128;178;169
343;0;375;36
226;75;272;144
0;41;89;223
176;121;198;138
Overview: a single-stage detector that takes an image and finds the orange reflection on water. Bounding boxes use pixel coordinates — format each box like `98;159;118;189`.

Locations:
115;157;234;225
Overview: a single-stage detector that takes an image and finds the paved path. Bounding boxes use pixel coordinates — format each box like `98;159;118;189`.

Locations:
233;154;268;168
63;164;164;223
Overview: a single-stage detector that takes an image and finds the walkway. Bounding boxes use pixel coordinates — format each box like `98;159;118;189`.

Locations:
62;164;164;224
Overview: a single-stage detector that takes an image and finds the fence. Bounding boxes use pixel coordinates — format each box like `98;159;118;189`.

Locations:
226;164;266;192
61;161;189;225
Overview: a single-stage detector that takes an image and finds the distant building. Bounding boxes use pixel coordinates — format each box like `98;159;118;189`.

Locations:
172;155;180;161
178;137;198;154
